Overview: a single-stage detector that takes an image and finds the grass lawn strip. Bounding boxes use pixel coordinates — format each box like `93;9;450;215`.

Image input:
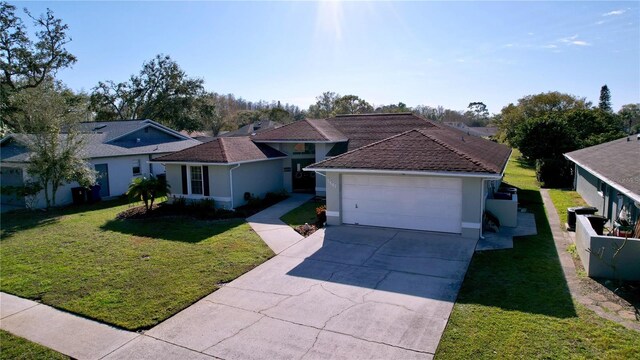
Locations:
0;330;69;360
548;189;589;226
436;149;640;359
280;200;323;229
0;199;273;330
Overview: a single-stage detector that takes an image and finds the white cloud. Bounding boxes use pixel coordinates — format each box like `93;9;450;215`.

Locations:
558;35;591;46
595;20;606;25
603;9;625;16
543;44;558;49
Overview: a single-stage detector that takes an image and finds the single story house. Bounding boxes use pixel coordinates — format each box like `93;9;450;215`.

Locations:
564;135;640;280
564;135;640;227
1;119;200;209
154;113;512;240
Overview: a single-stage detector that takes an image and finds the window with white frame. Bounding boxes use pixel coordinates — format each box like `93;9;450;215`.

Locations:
190;166;203;195
132;159;141;176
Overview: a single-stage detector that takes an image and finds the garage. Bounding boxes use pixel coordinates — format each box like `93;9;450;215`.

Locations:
341;174;462;233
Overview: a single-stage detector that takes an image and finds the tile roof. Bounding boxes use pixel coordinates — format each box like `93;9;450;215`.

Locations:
154;136;287;164
307;127;511;175
252;119;347;142
565;135;640;198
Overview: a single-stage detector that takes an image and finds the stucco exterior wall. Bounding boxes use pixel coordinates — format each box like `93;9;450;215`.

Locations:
575;214;640;281
323;172;487;239
165;163;232;209
575;165;638;227
17;154;159;209
231;159;284;207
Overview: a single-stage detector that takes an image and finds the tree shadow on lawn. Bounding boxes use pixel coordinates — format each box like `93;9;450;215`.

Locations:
1;198;129;241
456;188;578;318
100;216;247;243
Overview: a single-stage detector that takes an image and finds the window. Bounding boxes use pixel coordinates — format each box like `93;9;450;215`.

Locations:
132;159;141;176
190;166;203;195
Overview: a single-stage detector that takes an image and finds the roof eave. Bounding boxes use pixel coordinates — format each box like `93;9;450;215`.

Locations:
565;153;640;204
304;167;503;179
150;156;288;166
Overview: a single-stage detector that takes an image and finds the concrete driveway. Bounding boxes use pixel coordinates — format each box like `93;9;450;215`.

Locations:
112;226;476;359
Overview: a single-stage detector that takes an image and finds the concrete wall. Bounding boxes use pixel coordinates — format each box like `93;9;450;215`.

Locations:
575;214;640;281
231;159;284;207
323;172;485;239
486;194;518;227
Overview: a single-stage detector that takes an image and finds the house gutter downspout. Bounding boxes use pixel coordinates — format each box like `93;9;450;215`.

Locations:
480;179;487;240
229;164;241;209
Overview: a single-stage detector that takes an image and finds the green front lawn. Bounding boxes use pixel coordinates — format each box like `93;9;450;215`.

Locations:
548;189;589;225
436;150;640;359
280;200;325;228
0;200;273;330
0;330;68;360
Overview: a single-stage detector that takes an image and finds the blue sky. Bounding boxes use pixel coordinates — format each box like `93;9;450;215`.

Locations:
13;1;640;113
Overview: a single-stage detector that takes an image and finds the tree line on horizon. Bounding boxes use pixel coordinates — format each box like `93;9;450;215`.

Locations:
2;3;640;199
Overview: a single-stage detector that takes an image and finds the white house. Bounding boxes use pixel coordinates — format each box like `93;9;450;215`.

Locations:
0;119;200;210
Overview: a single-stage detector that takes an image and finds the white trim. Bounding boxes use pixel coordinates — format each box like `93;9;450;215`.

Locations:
229;164;241;209
566;155;640;204
187;165;204;196
462;222;481;229
304;167;502;180
149;156;287;166
326;211;340;217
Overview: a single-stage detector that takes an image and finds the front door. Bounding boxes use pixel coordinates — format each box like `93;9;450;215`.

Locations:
94;164;110;197
291;158;315;192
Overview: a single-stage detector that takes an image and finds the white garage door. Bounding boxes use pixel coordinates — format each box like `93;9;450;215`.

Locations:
342;174;462;233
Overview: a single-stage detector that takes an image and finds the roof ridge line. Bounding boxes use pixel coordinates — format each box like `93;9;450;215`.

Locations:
218;137;230;161
307;119;337;141
309;128;424;167
418;129;493;172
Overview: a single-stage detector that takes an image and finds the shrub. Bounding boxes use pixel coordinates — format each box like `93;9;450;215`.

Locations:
316;205;327;224
535;158;573;188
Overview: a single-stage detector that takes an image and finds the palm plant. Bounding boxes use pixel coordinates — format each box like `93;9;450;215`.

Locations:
127;175;170;212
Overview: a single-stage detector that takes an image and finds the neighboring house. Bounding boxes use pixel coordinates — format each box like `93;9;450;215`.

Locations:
0;119;200;210
444;121;498;138
564;135;640;281
564;135;640;227
155;113;511;240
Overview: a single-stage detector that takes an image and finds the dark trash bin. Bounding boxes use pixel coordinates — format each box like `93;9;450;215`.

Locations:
586;215;608;235
71;187;87;205
88;184;102;203
567;206;598;230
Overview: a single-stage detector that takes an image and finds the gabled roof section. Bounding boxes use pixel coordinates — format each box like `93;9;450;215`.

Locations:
220;120;282;137
76;119;190;143
565;135;640;200
154;136;287;164
324;113;438;150
251;119;347;142
307;127;511;175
